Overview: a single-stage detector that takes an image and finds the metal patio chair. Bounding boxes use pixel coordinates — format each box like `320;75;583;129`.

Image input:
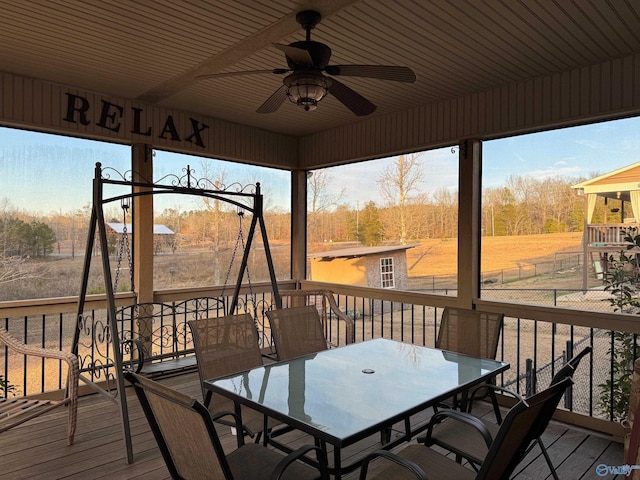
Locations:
424;346;592;480
266;305;331;361
437;306;504;361
279;289;355;346
188;314;283;444
125;372;329;480
0;328;79;445
359;377;573;480
435;306;504;410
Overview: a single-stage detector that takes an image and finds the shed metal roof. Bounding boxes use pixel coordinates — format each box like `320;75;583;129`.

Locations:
309;244;416;259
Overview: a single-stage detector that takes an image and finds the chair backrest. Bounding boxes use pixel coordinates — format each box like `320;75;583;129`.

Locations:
550;345;592;385
125;371;233;480
266;305;328;361
437;307;504;360
568;345;592;370
477;377;573;480
280;289;355;345
188;314;263;410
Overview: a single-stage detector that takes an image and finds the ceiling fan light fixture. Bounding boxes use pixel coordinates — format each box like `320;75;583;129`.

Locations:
284;72;331;111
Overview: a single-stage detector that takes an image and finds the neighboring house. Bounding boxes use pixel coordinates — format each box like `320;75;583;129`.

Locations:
572;162;640;287
106;223;175;254
308;244;416;315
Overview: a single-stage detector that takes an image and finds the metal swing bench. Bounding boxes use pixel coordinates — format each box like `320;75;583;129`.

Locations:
73;162;282;464
115;297;225;377
108;204;228;378
115;214;265;378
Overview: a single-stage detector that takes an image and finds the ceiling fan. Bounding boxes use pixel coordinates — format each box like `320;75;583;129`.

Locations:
197;10;417;116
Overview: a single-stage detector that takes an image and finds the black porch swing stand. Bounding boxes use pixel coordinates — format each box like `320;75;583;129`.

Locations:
72;162;281;464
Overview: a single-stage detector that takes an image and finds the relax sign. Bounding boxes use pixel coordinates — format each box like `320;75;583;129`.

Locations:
62;93;210;148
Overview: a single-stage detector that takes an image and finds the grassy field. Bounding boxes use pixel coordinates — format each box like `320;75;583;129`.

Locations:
405;231;583;277
1;231;587;301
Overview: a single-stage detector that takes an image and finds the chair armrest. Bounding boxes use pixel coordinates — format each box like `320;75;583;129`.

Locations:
359;450;427;480
210;410;242;425
0;329;78;372
468;384;524;424
424;409;494;449
271;444;330;480
210;410;245;448
320;290;355;344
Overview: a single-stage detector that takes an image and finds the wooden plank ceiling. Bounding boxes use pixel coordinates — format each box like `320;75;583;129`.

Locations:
1;0;639;138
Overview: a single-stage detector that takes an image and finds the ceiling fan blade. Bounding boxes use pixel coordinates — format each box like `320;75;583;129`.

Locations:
256;85;288;114
325;65;416;83
328;78;376;116
273;43;314;66
197;69;289;80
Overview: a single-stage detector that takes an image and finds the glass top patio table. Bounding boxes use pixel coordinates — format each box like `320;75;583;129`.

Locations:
204;337;509;477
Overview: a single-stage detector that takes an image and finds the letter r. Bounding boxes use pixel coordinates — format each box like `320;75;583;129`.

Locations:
63;93;91;125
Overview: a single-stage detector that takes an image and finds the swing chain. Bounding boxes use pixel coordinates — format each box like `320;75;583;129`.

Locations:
220;207;256;318
114;198;134;292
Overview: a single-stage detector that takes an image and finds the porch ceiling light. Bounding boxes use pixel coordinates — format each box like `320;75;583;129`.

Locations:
284;72;332;111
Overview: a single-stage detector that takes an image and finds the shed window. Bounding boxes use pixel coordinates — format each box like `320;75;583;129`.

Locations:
380;257;395;288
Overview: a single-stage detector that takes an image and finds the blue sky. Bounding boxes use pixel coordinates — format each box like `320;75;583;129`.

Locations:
2;115;640;215
317;116;640;207
0;129;291;215
482;117;640;189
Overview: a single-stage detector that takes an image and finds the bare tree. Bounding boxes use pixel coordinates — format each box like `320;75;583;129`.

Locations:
432;187;457;238
0;255;48;286
199;161;228;285
377;153;424;244
309;169;344;214
308;169;345;243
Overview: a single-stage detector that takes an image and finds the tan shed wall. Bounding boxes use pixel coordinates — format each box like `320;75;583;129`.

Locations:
309;257;367;287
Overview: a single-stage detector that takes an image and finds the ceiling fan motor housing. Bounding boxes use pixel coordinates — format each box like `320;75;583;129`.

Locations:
286;41;332;69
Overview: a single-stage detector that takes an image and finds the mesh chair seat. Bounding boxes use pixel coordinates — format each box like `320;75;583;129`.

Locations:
188;314;282;439
425;346;592;480
360;378;573;480
126;372;328;480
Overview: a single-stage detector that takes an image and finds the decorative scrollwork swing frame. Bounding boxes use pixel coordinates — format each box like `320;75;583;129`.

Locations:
72;162;281;464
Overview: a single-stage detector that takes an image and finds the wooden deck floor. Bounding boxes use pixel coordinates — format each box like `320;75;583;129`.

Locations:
0;372;625;479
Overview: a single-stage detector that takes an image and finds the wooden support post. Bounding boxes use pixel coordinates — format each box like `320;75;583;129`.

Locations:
291;169;308;284
458;139;481;308
132;144;154;352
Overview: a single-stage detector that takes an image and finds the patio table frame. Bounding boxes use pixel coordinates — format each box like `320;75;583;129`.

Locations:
204;338;509;479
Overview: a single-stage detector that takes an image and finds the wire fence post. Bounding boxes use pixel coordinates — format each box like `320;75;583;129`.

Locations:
525;358;535;396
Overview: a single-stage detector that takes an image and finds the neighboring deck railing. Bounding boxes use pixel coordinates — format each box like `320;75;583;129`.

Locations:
587;222;640;247
1;280;636;439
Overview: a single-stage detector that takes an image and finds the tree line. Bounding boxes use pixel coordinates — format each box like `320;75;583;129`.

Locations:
0;217;56;258
306;156;594;246
0;163;613;265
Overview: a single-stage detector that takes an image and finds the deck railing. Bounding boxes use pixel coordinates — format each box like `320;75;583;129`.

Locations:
587;223;639;247
1;280;634;438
